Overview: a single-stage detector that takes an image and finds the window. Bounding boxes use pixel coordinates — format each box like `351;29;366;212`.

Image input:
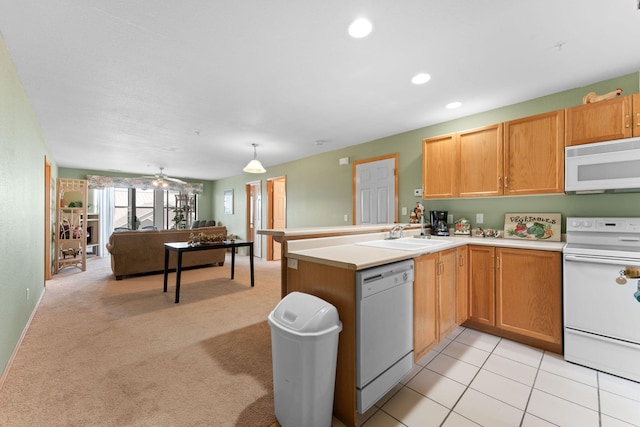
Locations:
114;188;196;230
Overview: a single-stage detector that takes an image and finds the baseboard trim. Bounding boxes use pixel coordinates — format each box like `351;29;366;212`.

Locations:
0;288;46;390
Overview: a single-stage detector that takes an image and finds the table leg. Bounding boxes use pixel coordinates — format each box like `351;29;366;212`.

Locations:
175;251;183;304
231;245;236;280
163;247;170;293
250;242;254;287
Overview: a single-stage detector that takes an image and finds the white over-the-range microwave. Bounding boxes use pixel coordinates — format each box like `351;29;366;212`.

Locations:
565;136;640;194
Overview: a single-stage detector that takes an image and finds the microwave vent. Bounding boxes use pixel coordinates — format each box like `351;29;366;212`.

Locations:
567;137;640;158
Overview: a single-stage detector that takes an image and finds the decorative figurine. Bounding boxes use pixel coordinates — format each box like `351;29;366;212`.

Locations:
582;88;622;104
454;218;471;235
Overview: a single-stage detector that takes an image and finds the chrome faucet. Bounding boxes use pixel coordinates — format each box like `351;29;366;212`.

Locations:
389;224;407;239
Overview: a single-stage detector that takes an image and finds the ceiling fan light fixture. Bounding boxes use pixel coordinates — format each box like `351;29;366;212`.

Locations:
243;143;266;174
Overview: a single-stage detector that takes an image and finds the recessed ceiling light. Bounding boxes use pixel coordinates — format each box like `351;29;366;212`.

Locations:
348;18;373;38
411;73;431;85
446;101;462;109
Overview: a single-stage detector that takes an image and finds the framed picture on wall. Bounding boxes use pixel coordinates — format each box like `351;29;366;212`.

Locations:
223;189;233;214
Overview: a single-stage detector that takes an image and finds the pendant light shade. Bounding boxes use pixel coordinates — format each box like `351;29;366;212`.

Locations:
243;143;266;173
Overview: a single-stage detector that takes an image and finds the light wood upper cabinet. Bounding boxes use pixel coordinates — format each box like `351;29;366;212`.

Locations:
566;95;633;146
458;124;503;198
413;253;438;361
503;110;565;195
496;248;562;346
634;93;640;137
422;134;458;198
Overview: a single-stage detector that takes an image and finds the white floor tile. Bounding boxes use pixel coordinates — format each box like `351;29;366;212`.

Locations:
599;372;640;403
526;389;599;427
445;326;466;341
454;388;524;427
483;353;538;386
382;387;449;427
374;383;403;409
426;353;480;386
601;414;639;427
492;338;543;368
441;412;481;426
406;368;466;409
454;328;501;352
359;409;406;427
432;337;452;353
470;369;532;410
539;352;598;387
441;340;490;367
600;390;640;426
521;413;557;427
534;370;598;409
415;349;438;367
399;363;422;385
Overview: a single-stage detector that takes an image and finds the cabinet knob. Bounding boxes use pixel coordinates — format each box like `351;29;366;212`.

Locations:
504;177;509;188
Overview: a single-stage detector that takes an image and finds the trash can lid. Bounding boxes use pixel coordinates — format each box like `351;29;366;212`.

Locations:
269;292;340;334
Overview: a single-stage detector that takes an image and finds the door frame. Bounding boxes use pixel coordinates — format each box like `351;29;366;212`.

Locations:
352;153;399;225
266;176;286;261
44;156;52;281
245;180;262;258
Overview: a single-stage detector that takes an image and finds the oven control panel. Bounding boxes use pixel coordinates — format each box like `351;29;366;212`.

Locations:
567;217;640;233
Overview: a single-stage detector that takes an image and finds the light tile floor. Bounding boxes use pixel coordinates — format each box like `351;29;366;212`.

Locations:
341;327;640;427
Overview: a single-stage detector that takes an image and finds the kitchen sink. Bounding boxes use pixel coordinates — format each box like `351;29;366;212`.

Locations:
355;237;449;251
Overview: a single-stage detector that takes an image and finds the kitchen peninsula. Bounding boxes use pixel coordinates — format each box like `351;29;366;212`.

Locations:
261;226;565;427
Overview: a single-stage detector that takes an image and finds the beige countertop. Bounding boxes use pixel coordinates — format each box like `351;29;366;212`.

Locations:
286;230;565;271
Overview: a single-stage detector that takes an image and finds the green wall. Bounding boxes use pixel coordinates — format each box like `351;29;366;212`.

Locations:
0;35;54;377
213;72;640;246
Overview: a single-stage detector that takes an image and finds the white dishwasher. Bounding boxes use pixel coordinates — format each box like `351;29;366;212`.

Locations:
356;259;414;413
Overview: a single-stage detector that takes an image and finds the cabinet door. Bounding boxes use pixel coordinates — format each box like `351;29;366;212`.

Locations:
438;248;458;340
468;245;495;326
458;124;503;197
413;253;438;361
422;134;458;198
496;248;562;346
503;110;565;195
566;95;633;146
456;246;469;325
634;94;640;137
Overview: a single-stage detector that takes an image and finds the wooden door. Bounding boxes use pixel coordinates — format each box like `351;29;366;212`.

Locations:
458;124;503;197
422;134;458;198
566;95;633;146
438;248;458;340
503;110;565;195
496;248;562;346
456;246;468;325
413;253;438;361
271;177;286;260
468;245;495;326
634;93;640;137
245;181;262;258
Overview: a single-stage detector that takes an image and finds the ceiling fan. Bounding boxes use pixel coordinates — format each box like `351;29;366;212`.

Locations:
141;167;187;187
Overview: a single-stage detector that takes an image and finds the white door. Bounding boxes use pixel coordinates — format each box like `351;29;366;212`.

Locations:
355;158;396;224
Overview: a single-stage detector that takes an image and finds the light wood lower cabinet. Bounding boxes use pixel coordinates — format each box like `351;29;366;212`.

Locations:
413;248;458;361
456;246;469;325
466;245;562;353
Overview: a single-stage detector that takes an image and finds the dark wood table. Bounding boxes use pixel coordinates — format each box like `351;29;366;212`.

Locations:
163;240;254;303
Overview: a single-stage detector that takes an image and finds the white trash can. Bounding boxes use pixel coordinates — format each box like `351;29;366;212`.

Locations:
268;291;343;427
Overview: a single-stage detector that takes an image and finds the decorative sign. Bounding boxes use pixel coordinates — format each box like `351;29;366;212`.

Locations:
504;213;561;241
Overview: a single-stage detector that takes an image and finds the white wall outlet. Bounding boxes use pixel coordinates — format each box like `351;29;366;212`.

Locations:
476;213;484;224
401;207;407;215
413;188;422;197
447;214;454;224
339;157;350;165
287;258;298;269
344;214;348;222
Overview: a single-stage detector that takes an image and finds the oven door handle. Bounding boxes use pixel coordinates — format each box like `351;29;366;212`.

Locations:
565;255;640;267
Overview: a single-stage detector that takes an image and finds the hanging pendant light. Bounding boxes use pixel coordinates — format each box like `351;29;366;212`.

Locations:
243;143;266;173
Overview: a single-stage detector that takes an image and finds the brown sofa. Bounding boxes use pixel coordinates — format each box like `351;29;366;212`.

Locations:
106;226;227;280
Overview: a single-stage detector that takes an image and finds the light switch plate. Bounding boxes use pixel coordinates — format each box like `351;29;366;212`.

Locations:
476;213;484;224
287;258;298;269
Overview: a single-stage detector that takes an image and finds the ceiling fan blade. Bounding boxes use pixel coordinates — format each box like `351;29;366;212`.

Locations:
166;177;187;184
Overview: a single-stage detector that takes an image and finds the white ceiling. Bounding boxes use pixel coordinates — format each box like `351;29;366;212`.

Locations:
1;1;639;181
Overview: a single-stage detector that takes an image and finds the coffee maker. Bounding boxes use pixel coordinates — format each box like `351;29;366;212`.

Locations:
430;210;449;236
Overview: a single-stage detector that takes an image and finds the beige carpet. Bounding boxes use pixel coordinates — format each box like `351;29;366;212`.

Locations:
0;254;283;426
